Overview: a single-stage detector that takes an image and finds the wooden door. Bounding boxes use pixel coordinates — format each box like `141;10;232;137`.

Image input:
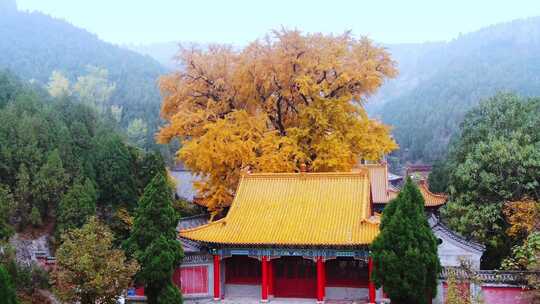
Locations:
274;257;317;298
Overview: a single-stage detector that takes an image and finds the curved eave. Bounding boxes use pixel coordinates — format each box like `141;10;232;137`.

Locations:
179;220;380;247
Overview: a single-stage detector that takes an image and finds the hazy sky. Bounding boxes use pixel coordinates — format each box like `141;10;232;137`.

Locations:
16;0;540;46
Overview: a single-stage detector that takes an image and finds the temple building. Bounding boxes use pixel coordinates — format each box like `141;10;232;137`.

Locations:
124;163;485;303
179;171;380;303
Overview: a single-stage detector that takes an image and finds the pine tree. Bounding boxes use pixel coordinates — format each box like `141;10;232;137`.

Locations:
371;178;441;304
0;264;18;304
56;178;97;236
124;172;183;304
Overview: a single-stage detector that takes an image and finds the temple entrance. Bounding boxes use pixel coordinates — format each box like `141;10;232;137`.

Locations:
274;256;317;298
225;256;261;284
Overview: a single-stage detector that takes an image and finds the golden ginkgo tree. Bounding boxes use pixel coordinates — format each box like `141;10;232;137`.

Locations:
158;29;398;214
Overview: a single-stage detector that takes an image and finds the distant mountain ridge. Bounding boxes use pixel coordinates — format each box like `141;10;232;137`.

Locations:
371;17;540;164
0;4;168;151
124;41;182;69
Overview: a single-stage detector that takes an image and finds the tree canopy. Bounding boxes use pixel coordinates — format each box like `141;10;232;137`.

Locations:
371;178;441;304
0;70;162;243
54;216;139;304
159;30;398;213
434;93;540;268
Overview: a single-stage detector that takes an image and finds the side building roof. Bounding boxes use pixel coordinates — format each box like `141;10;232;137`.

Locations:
180;171;378;247
357;163;447;207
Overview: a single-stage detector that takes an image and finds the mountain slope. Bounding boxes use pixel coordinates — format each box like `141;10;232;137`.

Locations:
373;17;540;163
0;5;167;150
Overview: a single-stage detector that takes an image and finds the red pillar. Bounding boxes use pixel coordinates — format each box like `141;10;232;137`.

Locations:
321;258;326;298
316;257;325;303
261;256;268;302
213;255;220;301
368;257;376;304
268;259;274;297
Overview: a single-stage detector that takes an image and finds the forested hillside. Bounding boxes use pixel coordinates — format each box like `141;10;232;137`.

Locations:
0;3;169;153
372;17;540;164
0;70;187;302
0;71;158;240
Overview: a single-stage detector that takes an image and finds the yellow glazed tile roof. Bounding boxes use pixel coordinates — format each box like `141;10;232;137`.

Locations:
356;163;447;207
418;180;447;207
180;171;378;246
354;164;389;204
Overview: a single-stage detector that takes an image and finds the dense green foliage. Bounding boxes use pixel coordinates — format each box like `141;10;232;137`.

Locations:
502;232;540;270
371;178;441;304
372;18;540;164
0;185;15;242
0;264;18;304
125;171;184;304
0;5;175;155
0;70;159;239
56;178;97;236
433;93;540;268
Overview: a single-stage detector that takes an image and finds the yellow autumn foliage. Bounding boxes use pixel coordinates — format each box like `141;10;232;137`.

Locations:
503;197;540;238
159;29;398;214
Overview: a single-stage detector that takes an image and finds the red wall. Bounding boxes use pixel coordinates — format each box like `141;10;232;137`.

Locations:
173;265;209;295
443;283;531;304
481;286;530;304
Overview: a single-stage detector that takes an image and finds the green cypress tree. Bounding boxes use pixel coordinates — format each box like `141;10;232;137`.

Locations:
15;164;31;228
0;185;15;242
0;264;18;304
92;133;138;209
32;149;67;218
56;178;97;236
371;178;441;304
124;172;183;304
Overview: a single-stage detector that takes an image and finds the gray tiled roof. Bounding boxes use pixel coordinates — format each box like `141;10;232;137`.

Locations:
177;214;209;253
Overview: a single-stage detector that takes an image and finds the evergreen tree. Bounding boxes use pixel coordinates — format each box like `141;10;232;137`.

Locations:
124;172;183;304
14;165;31;227
56;178;97;236
29;206;42;227
0;264;18;304
32;149;67;218
371;178;441;304
136;152;166;192
92;133;137;209
0;184;15;242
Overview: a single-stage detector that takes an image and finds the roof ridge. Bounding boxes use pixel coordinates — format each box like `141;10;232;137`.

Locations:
180;214;209;221
244;171;368;178
180;218;226;233
419;181;448;199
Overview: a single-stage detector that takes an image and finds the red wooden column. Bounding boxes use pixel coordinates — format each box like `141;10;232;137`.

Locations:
213;255;220;301
268;259;274;297
316;257;325;303
261;256;269;302
321;258;326;298
368;257;376;304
